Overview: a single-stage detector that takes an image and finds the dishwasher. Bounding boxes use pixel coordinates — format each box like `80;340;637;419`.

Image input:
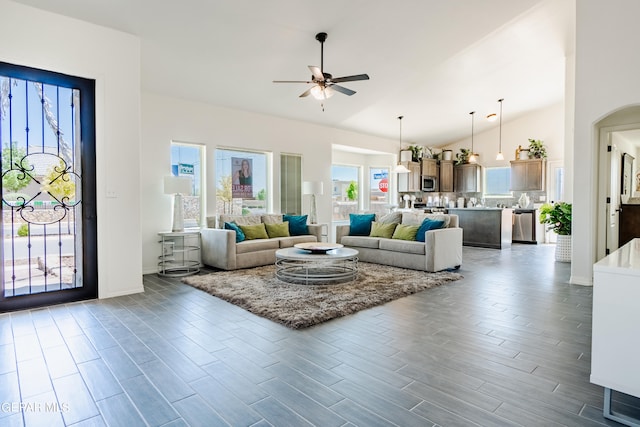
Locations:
513;209;537;243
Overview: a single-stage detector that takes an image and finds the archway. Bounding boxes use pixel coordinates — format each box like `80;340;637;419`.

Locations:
595;106;640;261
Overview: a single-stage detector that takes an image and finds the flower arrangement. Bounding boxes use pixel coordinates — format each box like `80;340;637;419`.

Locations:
539;201;572;235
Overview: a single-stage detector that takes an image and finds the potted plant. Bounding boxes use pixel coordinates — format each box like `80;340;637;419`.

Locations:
539;201;572;262
528;139;548;159
408;145;423;162
454;148;472;165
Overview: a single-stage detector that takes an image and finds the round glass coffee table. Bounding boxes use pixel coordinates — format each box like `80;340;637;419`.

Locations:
275;245;359;284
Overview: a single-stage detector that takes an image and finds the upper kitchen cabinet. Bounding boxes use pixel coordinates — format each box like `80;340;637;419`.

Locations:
510;159;545;191
398;161;421;192
439;160;454;192
454;163;482;193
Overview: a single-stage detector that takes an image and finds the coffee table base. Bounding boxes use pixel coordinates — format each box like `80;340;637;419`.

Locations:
275;258;358;285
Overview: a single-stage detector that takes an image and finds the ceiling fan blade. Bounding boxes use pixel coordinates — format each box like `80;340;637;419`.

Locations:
299;87;313;98
273;80;313;83
308;66;324;81
330;74;370;83
329;84;356;96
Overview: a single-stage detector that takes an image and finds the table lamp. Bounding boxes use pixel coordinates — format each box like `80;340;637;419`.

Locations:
164;176;192;232
303;181;324;224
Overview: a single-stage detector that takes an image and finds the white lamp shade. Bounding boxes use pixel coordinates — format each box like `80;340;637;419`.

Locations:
303;181;324;195
393;163;410;174
164;176;191;195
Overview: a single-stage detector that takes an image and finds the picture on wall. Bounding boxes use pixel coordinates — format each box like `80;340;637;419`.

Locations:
232;157;253;198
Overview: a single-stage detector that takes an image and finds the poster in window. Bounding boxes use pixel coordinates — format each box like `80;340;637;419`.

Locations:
232;157;253;198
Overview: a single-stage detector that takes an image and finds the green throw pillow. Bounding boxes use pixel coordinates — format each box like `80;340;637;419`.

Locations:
239;223;269;240
392;224;419;241
369;221;397;239
265;222;290;238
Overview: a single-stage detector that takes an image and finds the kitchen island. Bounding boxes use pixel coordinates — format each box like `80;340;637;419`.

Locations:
447;208;513;249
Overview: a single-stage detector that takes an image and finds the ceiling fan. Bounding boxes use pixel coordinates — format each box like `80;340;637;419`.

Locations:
273;32;370;100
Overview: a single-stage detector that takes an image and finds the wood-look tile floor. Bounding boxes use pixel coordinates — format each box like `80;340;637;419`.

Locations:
1;244;639;426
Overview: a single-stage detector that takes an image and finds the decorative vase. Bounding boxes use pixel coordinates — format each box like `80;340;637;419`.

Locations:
555;234;571;262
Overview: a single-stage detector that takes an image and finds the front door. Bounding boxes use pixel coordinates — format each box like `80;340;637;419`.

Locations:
0;62;97;312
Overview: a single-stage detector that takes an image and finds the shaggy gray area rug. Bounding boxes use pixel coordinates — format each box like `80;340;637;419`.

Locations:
182;262;463;329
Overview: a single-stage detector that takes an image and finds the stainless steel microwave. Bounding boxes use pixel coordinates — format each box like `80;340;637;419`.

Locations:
422;175;438;192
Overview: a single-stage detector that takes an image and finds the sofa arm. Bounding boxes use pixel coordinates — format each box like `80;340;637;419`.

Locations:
307;224;324;242
335;225;350;244
425;227;463;272
200;228;237;270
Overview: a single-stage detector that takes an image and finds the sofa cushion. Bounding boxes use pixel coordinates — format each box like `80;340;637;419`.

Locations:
402;212;452;228
265;222;290;238
220;214;261;228
236;238;280;254
261;214;284;224
416;218;446;242
224;221;246;243
379;238;426;255
349;213;376;236
239;223;269;240
277;235;317;248
392;224;419;241
341;235;380;249
283;214;309;236
376;212;402;224
369;221;397;239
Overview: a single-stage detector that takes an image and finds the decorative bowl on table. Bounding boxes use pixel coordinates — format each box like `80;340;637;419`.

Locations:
294;242;343;254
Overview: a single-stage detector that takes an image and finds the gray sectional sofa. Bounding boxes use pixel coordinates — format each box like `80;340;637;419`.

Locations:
336;212;462;272
200;214;323;270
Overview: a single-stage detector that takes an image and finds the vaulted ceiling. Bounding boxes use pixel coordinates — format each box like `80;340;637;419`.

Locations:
12;0;574;146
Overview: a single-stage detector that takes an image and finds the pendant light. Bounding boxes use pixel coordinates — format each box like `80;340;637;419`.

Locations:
393;115;410;173
496;98;505;161
469;111;477;163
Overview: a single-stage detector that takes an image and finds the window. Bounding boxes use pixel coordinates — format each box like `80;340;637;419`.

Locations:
170;142;204;227
215;148;268;215
332;165;360;221
280;153;302;215
369;167;390;216
484;167;511;196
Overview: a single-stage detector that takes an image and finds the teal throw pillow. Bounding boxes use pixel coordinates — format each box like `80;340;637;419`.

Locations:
349;213;376;236
416;218;446;242
224;221;245;243
283;214;309;236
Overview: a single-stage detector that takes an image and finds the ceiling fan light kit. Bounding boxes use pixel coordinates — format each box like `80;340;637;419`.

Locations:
273;32;369;106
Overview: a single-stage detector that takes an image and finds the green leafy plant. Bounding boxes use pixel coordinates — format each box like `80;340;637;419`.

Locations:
2;142;32;193
528;139;547;159
17;223;29;237
408;145;423;162
454;148;472;165
346;181;358;201
539;201;572;235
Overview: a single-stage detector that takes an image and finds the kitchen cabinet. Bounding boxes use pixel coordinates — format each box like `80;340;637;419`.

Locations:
439;160;454;192
510;159;545;191
454;163;482;193
421;158;438;177
398;161;421;192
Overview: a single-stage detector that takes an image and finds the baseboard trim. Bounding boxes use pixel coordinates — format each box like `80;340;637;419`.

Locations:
570;275;593;286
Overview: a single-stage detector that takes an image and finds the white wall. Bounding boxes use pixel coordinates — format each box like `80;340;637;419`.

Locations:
1;1;143;298
572;0;640;285
442;102;565;168
140;92;398;273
